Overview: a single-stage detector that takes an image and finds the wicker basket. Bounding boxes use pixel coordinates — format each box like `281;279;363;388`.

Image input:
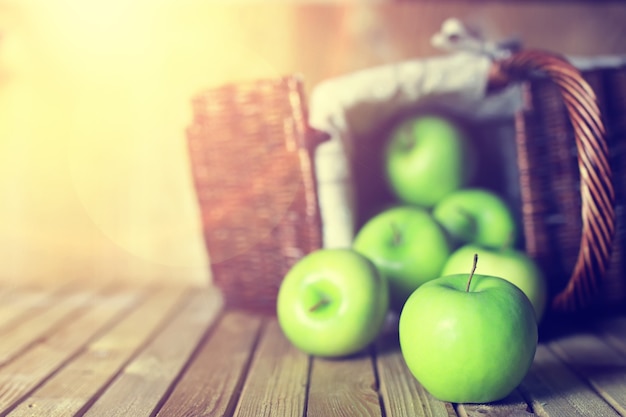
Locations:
495;51;622;315
187;50;624;317
186;76;325;314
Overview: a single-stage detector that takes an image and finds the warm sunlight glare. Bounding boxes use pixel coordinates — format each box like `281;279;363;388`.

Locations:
0;0;294;284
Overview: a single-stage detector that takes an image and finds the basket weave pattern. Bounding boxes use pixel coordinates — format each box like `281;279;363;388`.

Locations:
187;76;323;314
499;50;621;313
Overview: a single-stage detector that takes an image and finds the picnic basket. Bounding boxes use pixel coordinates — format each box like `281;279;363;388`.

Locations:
186;49;624;317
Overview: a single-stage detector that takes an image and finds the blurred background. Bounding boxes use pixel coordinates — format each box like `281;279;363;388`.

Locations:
0;0;625;287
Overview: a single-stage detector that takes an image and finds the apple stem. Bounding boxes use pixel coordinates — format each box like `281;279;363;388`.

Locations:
400;131;415;151
309;296;329;312
456;207;478;238
391;222;402;245
465;253;479;292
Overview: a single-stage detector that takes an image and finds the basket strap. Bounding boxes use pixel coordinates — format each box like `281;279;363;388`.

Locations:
497;50;616;313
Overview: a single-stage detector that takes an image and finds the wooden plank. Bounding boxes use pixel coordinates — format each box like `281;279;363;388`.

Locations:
307;350;382;417
233;319;309;417
547;331;626;416
81;287;223;417
375;329;454;417
456;390;533;417
0;284;15;300
154;310;264;417
0;286;142;414
518;344;621;417
595;315;626;359
4;285;191;417
0;282;49;302
0;284;102;365
0;285;58;329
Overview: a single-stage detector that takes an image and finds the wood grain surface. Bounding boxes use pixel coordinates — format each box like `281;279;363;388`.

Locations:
0;282;623;416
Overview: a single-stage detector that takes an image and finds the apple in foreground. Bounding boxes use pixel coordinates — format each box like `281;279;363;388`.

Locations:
442;244;548;322
353;206;451;312
277;249;388;357
432;188;516;249
399;255;538;404
384;114;474;208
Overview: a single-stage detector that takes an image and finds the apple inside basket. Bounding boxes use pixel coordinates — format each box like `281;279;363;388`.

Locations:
308;50;619;318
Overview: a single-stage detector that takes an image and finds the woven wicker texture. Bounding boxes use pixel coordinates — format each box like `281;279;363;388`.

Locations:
498;50;617;313
187;76;324;314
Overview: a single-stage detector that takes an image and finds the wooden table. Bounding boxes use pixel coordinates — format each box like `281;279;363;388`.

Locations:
0;282;625;417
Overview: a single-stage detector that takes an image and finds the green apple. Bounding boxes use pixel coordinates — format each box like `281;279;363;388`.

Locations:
384;114;474;208
442;244;547;322
399;256;538;404
432;188;516;249
276;248;388;357
353;206;451;312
